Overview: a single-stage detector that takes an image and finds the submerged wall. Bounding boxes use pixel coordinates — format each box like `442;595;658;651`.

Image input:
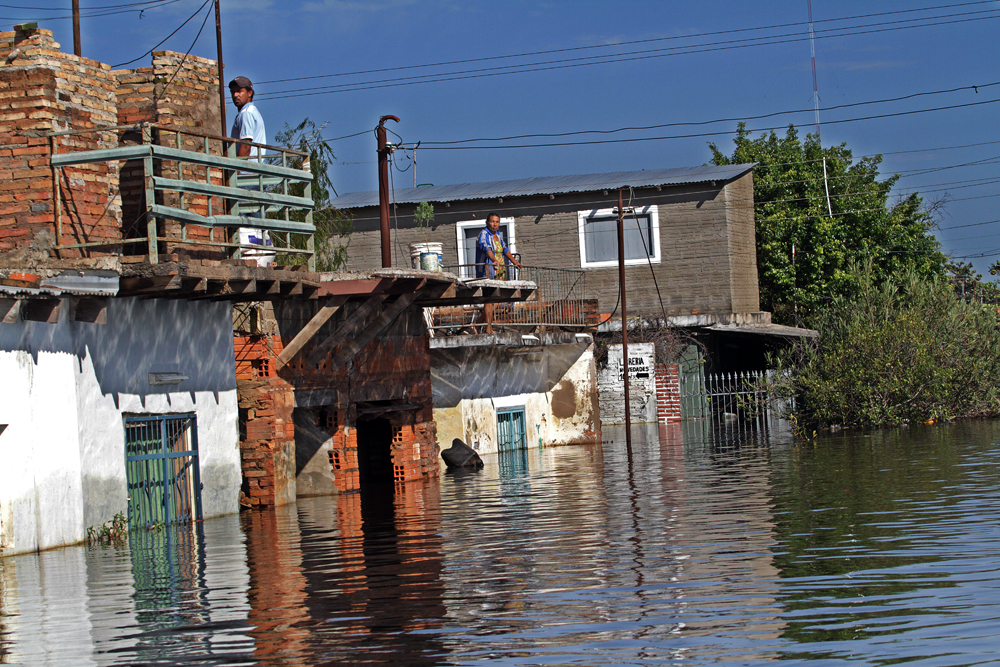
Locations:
0;297;239;556
430;333;600;455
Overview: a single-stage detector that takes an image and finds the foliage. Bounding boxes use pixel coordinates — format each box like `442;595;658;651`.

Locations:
267;118;352;271
414;201;434;226
771;261;1000;428
949;260;1000;304
87;512;128;547
710;124;946;324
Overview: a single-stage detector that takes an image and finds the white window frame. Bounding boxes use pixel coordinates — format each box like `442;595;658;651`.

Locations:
577;205;660;268
456;217;516;278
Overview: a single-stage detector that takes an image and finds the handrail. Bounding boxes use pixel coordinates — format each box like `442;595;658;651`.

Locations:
47;122;316;269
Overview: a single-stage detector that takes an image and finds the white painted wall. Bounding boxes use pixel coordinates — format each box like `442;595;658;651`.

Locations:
598;343;657;424
431;338;599;456
0;297;239;556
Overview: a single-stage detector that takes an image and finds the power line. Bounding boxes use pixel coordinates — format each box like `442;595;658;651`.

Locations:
417;83;999;146
112;0;210;68
256;1;997;87
0;0;183;24
405;98;1000;151
254;10;1000;101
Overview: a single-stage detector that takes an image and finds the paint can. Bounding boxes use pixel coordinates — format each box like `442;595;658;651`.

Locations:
409;242;443;271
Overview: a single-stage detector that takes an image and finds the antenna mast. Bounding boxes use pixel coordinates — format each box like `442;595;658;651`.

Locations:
808;0;821;139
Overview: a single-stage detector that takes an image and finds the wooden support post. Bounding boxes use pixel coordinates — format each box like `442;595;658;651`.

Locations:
274;296;348;370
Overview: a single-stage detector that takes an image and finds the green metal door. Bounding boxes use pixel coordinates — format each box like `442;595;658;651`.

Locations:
124;414;202;529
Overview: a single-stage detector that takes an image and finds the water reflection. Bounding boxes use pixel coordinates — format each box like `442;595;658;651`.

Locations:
2;421;1000;664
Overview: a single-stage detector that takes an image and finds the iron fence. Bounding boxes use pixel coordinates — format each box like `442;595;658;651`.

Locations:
680;370;786;431
431;265;597;332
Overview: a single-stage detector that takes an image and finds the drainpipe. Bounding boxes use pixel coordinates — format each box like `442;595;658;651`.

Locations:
377;115;399;268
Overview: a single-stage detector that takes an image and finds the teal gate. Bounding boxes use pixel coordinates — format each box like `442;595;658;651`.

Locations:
124;414;202;529
497;407;527;452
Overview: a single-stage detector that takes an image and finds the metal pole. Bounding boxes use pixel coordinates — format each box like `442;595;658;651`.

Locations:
618;188;632;451
377;115;399;268
214;0;226;138
72;0;81;56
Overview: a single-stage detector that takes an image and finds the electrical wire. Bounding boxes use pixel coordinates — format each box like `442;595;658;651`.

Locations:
111;0;210;67
254;10;1000;101
0;0;183;24
258;1;995;87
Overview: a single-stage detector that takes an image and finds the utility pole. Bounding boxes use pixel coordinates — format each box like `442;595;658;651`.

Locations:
377;115;400;268
617;187;632;453
72;0;81;56
214;0;226;138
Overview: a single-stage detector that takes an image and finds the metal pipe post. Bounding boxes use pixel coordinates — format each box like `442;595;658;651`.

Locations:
377;115;399;268
214;0;226;138
72;0;81;56
617;188;632;451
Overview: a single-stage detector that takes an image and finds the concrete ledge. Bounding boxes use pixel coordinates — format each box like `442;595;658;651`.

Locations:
430;331;591;349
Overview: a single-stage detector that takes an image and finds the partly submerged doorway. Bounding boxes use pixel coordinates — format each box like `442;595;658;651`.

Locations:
124;414;202;529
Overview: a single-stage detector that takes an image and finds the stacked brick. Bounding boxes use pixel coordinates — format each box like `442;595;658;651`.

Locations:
655;364;682;424
0;26;120;258
236;334;296;507
114;50;224;257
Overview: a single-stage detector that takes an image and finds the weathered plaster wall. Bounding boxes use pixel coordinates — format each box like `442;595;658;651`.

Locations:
0;297;239;556
598;343;658;424
430;335;600;455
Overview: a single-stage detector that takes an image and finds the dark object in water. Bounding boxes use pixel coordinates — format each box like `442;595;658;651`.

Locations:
441;438;484;469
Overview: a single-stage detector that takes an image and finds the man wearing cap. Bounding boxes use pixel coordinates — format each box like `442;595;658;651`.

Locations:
228;76;272;265
229;76;265;158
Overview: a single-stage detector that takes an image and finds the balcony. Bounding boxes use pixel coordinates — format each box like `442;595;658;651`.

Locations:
48;124;316;269
430;265;598;334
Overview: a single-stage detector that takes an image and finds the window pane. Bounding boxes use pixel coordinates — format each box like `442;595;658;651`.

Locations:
584;214;652;262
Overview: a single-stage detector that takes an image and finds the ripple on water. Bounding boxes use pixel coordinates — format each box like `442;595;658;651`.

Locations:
2;420;1000;665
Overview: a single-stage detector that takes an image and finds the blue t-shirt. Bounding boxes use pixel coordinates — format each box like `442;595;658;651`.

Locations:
475;227;508;278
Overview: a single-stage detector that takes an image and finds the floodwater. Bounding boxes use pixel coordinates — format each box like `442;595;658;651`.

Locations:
3;420;1000;666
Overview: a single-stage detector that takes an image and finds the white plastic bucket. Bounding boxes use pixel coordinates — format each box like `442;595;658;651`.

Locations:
409;242;443;271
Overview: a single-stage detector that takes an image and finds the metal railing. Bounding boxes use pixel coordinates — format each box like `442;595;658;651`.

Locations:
431;265;597;332
48;123;316;268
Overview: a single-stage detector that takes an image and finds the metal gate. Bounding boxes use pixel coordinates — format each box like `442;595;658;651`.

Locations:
497;407;527;453
124;414;203;529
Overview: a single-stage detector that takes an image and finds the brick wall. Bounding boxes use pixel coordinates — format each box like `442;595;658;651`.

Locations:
0;26;120;259
237;335;296;507
114;51;224;256
655;364;682;424
0;26;226;262
235;299;441;504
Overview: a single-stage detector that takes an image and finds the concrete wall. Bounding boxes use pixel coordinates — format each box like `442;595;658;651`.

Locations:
0;297;239;556
598;343;658;424
431;334;600;455
339;172;761;319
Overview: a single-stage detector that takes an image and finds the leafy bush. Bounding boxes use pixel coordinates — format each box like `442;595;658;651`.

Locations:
775;262;1000;427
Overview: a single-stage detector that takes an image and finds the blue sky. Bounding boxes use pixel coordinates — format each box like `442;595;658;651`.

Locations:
7;1;1000;275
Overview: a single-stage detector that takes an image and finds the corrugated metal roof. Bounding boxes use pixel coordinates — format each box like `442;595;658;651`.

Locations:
331;163;755;209
0;272;118;298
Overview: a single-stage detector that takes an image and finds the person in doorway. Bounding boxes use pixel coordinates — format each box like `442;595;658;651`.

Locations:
475;213;521;279
229;76;266;157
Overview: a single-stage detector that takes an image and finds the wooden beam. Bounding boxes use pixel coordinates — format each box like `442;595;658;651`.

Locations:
119;273;181;293
326;292;419;372
305;294;388;367
274;295;349;370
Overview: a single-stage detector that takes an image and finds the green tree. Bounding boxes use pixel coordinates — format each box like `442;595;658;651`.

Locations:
268;118;351;271
773;261;1000;428
710;124;946;324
